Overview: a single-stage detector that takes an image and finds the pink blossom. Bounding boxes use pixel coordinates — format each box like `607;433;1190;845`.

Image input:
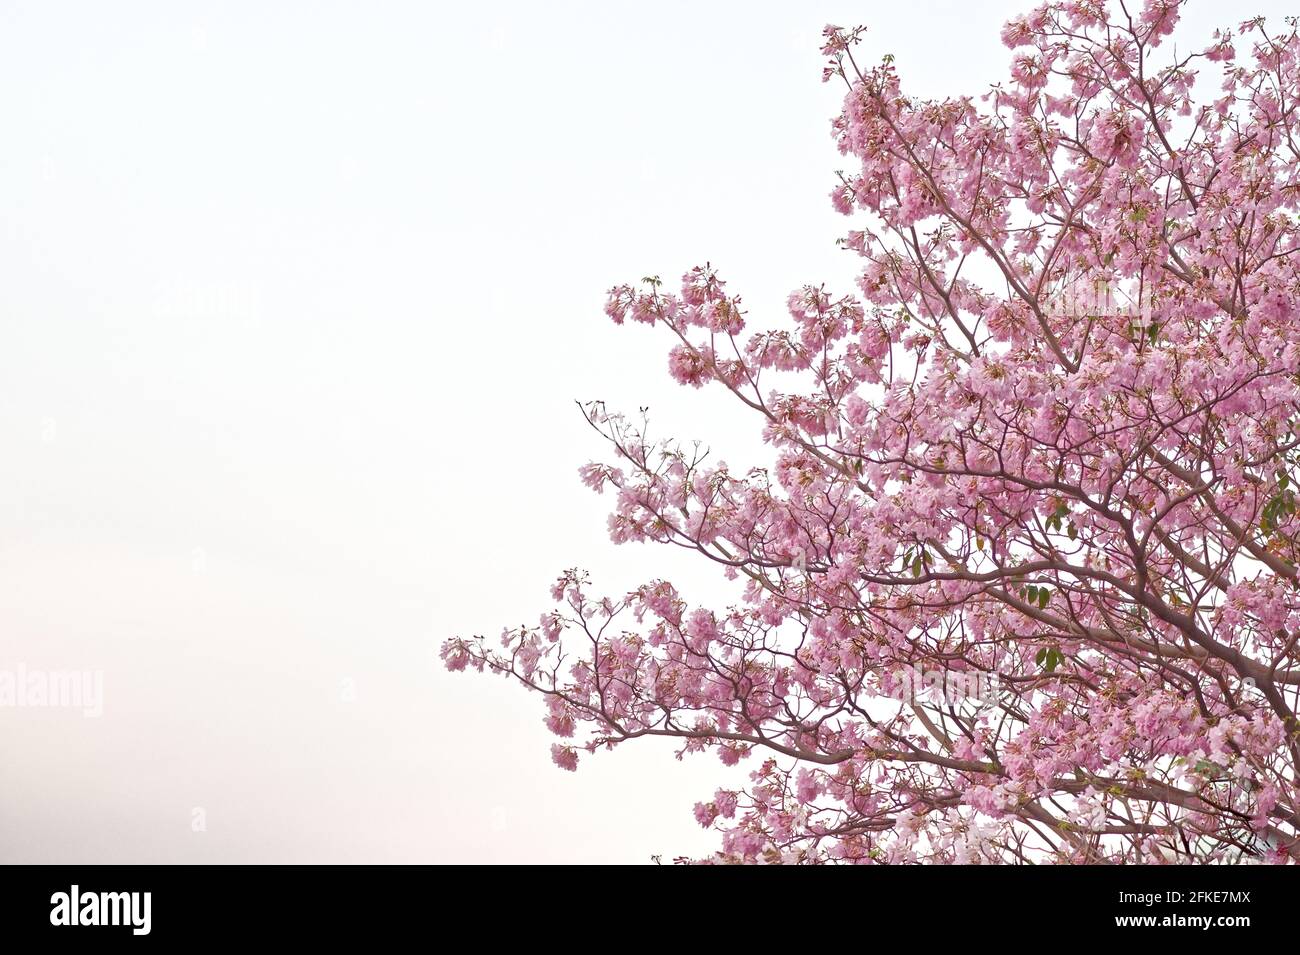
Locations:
550;745;578;772
446;0;1300;865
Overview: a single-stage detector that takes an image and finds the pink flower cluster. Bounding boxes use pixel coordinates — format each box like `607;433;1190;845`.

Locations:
444;0;1300;864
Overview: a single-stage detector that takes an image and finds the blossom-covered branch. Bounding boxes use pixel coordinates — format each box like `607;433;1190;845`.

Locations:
446;0;1300;864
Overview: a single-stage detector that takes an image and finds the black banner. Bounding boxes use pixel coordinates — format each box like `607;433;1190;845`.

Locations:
0;864;1284;941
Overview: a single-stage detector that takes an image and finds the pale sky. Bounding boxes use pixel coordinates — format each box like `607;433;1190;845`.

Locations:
0;0;1278;863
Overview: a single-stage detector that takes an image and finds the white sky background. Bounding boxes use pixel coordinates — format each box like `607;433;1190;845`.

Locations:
0;0;1279;863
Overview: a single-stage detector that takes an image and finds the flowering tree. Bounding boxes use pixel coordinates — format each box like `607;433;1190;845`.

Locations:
444;0;1300;863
